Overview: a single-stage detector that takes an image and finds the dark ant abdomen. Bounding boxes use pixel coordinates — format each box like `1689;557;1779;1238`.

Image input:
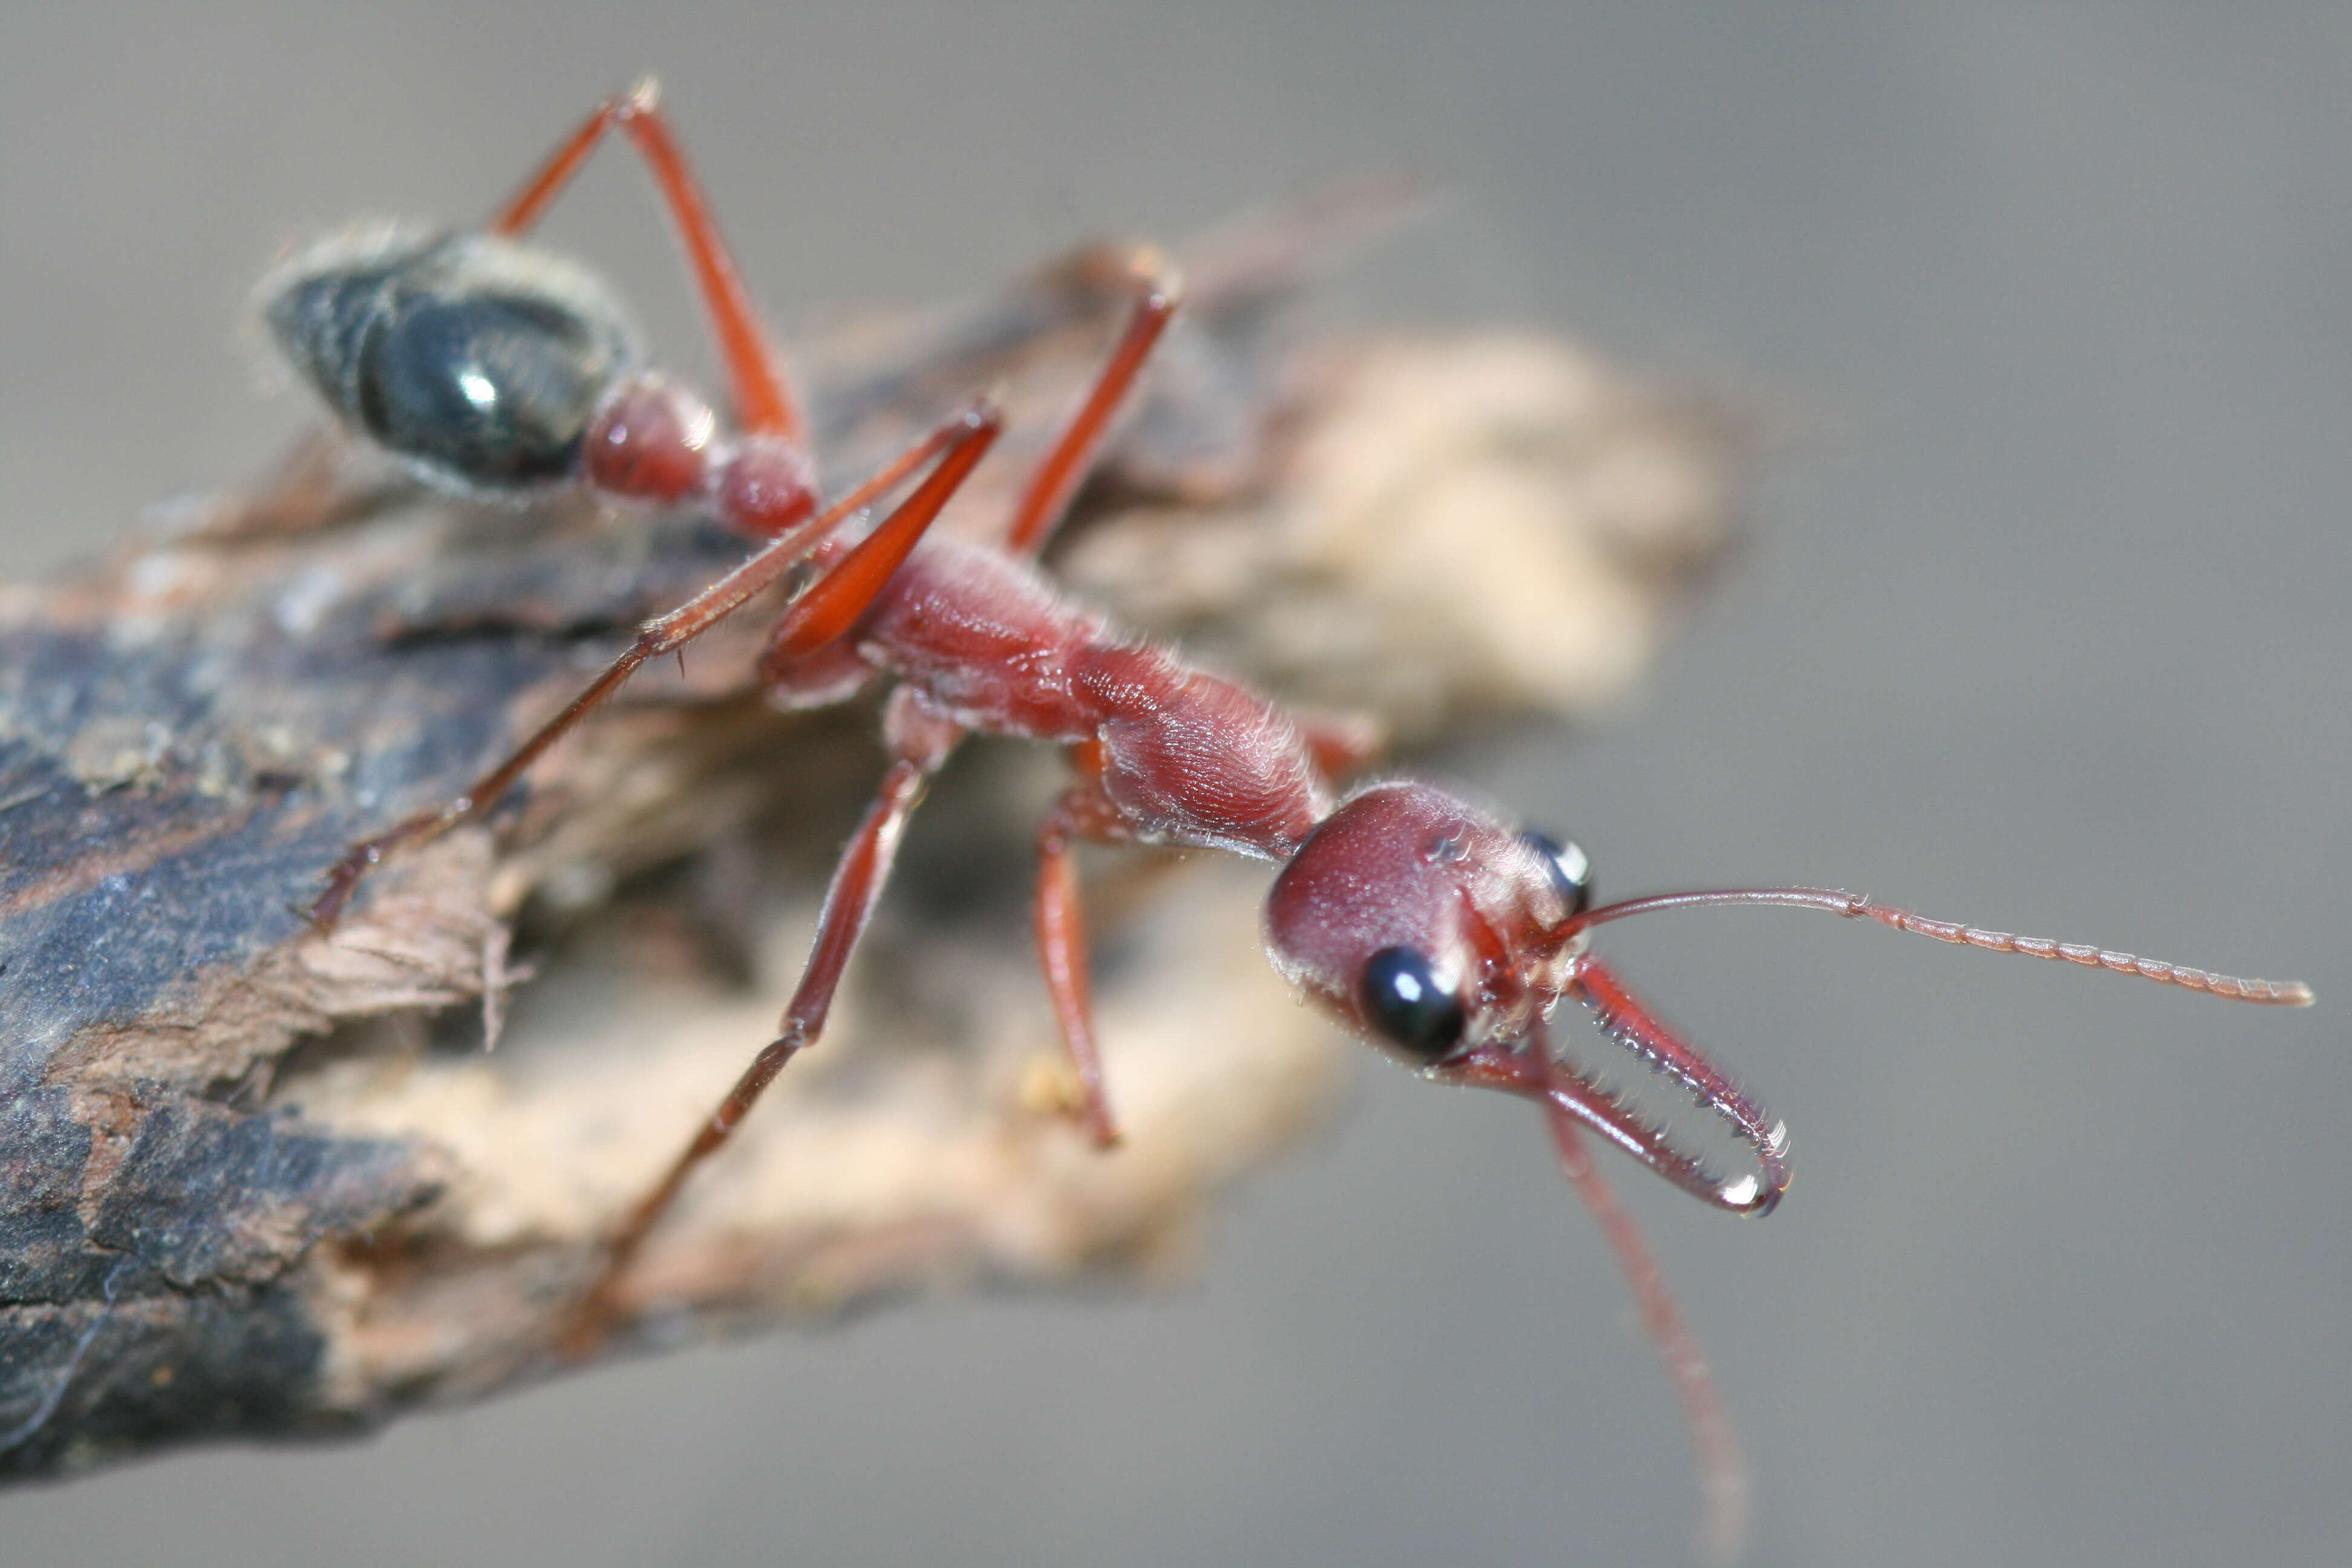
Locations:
353;288;627;485
264;231;642;492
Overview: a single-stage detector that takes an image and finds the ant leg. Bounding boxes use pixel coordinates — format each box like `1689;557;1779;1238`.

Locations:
561;759;929;1354
1542;1102;1750;1561
1001;252;1186;559
309;403;998;929
489;79;805;446
756;408;1008;673
562;690;962;1355
486;90;627;237
1033;792;1130;1148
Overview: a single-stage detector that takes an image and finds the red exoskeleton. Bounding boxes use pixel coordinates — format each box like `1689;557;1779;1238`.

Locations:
273;83;2314;1555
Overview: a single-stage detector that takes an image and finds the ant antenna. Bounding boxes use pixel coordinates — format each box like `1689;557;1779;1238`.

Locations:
1573;887;2315;1007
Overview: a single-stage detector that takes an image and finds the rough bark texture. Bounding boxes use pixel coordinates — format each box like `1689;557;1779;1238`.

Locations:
0;202;1747;1479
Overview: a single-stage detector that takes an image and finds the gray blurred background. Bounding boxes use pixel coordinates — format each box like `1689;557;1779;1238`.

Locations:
2;4;2344;1564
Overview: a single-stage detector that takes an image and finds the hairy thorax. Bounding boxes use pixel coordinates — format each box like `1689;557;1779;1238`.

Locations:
858;540;1328;858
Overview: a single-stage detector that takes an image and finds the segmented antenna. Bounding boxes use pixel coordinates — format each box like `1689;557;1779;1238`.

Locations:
1575;887;2314;1007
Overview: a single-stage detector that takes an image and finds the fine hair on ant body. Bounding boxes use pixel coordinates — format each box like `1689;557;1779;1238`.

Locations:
272;83;2314;1555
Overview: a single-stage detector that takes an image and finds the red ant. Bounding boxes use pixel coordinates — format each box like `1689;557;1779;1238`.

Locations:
272;82;2314;1553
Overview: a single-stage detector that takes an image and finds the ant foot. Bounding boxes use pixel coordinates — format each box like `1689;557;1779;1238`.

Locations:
307;808;459;930
307;841;384;930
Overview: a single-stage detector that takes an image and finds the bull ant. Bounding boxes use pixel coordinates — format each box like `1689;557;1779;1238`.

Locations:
264;81;2313;1553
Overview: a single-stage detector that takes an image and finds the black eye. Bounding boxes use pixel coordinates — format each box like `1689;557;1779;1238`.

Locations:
1361;946;1466;1061
1522;829;1594;916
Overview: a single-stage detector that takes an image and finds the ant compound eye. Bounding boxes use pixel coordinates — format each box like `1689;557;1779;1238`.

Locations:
1523;829;1594;916
1361;946;1466;1062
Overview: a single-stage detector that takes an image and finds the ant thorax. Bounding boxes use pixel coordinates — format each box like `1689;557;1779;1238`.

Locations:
261;224;645;494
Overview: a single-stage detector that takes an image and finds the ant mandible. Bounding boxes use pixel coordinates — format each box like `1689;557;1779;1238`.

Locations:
273;83;2314;1554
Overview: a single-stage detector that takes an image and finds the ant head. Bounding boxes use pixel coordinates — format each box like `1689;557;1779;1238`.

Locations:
1263;781;1592;1065
1265;779;1791;1217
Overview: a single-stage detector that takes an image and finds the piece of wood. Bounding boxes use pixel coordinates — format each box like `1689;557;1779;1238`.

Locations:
0;199;1747;1479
